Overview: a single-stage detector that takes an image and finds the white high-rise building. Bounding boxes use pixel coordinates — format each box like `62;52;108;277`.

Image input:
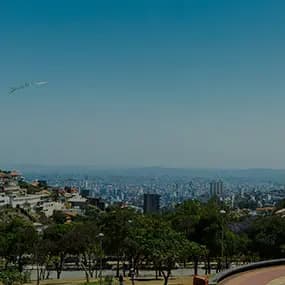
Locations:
210;180;223;197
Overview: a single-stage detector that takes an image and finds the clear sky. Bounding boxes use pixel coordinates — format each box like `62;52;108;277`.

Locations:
1;0;285;168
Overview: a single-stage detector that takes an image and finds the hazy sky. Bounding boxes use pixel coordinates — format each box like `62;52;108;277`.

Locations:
1;0;285;168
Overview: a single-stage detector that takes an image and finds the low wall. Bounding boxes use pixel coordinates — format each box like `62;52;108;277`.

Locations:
209;259;285;285
193;275;208;285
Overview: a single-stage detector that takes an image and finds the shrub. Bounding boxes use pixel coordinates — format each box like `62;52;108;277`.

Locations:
0;269;31;285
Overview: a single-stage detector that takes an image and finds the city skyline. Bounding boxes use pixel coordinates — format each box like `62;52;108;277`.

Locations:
1;0;285;168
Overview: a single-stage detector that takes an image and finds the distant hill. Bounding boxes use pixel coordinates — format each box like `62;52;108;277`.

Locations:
8;164;285;183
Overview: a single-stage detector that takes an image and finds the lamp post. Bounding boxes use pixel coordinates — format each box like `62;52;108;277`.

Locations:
97;233;104;285
220;210;226;270
128;220;133;270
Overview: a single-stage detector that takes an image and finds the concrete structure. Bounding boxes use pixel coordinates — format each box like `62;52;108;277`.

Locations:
0;193;10;206
9;193;49;209
219;266;285;285
2;181;21;193
143;193;160;214
210;180;223;197
255;207;274;216
209;259;285;285
87;197;105;210
37;201;65;217
68;194;87;207
68;194;87;214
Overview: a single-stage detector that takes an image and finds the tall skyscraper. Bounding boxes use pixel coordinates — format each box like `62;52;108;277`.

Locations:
210;180;223;197
143;193;160;214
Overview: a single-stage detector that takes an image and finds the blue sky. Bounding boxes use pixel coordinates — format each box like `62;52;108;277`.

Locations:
1;0;285;168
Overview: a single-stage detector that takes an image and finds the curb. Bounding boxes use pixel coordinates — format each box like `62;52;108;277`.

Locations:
209;259;285;284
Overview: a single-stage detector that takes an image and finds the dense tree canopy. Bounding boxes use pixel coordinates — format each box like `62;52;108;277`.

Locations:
1;200;285;285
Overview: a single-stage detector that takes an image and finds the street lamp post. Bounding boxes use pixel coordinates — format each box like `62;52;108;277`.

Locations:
220;210;226;270
128;220;133;273
97;233;104;285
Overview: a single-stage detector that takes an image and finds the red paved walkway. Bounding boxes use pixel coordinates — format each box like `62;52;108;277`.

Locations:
219;265;285;285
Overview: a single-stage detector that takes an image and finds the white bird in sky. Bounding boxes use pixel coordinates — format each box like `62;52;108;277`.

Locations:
9;81;48;95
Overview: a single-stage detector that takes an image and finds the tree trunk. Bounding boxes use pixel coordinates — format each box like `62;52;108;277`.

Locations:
194;257;198;275
123;260;126;277
40;268;44;280
36;263;40;285
207;257;211;274
164;276;169;285
161;270;170;285
81;261;90;284
56;263;62;279
18;255;23;272
85;272;90;283
135;258;140;277
128;258;132;276
88;255;93;278
36;269;41;285
216;258;221;273
204;261;208;275
116;256;120;277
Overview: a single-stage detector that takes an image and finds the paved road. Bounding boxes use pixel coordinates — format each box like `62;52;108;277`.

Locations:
30;268;205;280
220;265;285;285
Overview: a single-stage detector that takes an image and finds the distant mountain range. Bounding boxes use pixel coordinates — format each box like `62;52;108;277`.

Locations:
2;164;285;182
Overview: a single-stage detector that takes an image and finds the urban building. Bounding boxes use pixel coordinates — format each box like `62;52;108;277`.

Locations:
80;189;90;198
143;193;160;214
9;193;49;209
210;180;223;197
68;194;87;211
36;201;65;217
0;193;10;207
87;197;106;210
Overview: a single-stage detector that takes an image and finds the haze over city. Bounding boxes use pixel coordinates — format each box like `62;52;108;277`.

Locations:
3;2;285;285
2;0;285;168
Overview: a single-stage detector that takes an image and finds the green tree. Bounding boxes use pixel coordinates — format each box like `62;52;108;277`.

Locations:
102;206;139;277
18;181;40;194
52;211;66;224
170;200;202;239
248;216;285;259
141;217;191;285
43;224;74;279
0;217;37;272
188;242;208;275
0;269;30;285
67;222;103;283
190;201;225;273
274;199;285;212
